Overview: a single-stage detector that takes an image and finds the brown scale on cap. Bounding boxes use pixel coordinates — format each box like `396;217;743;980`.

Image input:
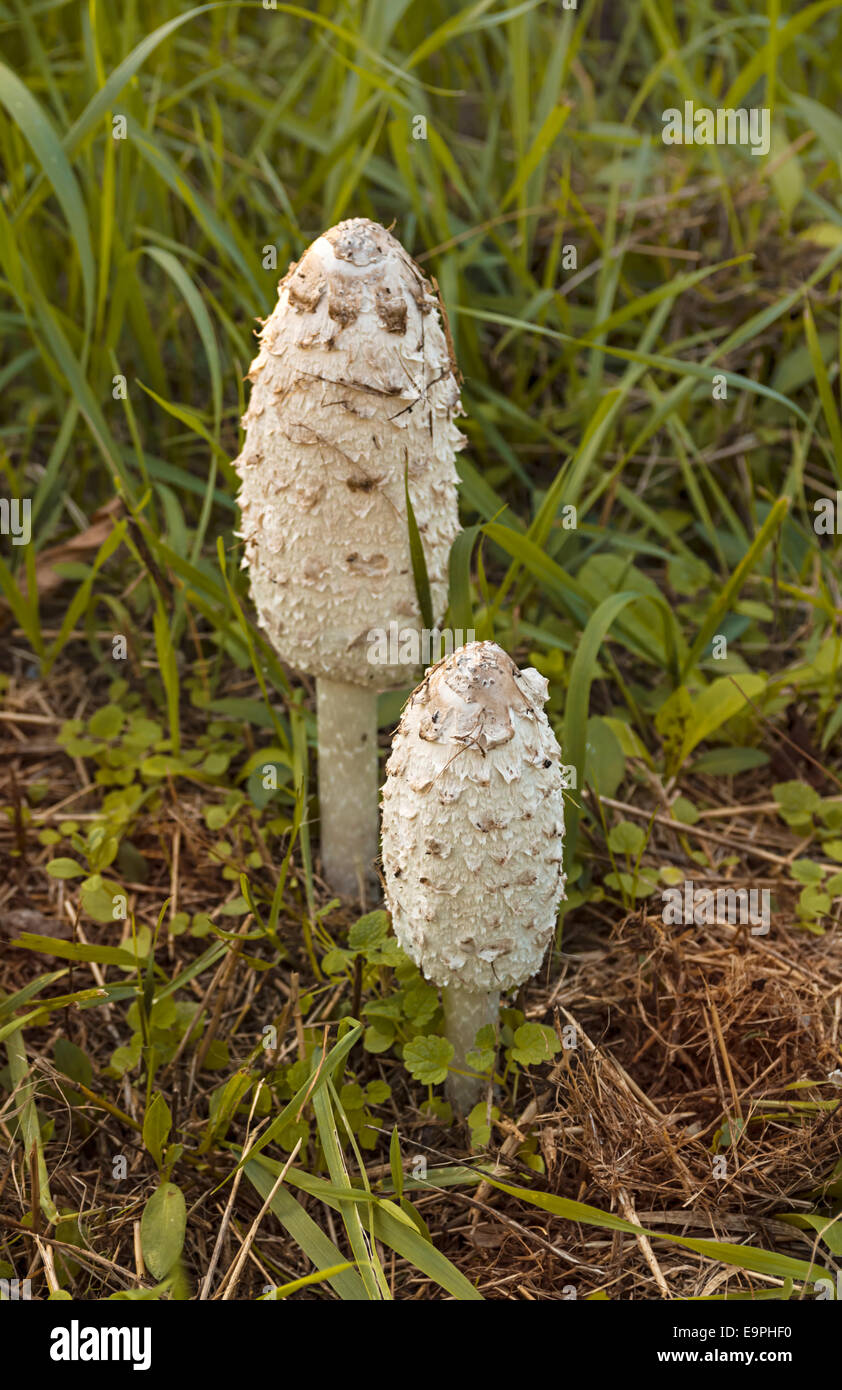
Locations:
285;256;326;313
280;219;427;337
374;285;408;334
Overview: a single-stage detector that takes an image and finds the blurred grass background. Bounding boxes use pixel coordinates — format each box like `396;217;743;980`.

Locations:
1;3;841;757
1;1;841;733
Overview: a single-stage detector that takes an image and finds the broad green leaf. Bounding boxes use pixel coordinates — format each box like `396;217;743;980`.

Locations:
143;1093;173;1170
403;1035;454;1085
54;1038;93;1088
88;705;124;739
678;675;767;764
46;858;86;879
140;1182;186;1280
607;821;646;856
510;1023;560;1066
584;716;625;798
691;747;769;775
348;911;389;953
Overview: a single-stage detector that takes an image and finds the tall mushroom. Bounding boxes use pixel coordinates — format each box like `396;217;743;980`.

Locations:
234;219;464;900
381;641;566;1113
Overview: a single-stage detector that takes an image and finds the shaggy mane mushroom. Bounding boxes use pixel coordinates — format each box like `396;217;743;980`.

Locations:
381;640;567;1112
234;218;464;899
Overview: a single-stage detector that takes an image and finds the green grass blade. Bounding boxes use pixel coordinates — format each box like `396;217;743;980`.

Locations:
683;498;790;675
243;1160;367;1301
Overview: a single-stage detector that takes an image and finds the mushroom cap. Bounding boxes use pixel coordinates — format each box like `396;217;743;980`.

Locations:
234;219;463;688
381;641;566;992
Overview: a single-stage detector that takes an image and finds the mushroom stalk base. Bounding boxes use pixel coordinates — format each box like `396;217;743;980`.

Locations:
316;678;379;903
442;984;500;1115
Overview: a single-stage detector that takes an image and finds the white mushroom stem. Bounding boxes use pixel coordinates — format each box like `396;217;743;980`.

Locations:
316;678;379;901
442;984;499;1114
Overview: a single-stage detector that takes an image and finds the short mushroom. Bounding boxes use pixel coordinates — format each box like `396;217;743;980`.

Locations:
234;218;463;900
381;640;566;1112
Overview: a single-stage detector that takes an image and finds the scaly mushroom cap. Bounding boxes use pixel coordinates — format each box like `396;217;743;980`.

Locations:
234;218;463;688
381;641;566;992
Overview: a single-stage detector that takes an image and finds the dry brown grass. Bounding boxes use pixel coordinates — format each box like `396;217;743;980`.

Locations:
2;652;841;1301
